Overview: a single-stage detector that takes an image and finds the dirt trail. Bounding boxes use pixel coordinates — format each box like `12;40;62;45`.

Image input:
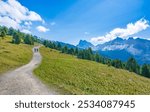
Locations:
0;46;57;95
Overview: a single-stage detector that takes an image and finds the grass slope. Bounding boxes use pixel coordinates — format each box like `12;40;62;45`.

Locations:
0;36;33;74
34;47;150;95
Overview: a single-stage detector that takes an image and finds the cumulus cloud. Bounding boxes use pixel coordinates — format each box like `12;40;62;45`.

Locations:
91;19;149;44
0;0;44;33
24;21;32;26
36;26;49;32
0;16;20;29
21;29;31;34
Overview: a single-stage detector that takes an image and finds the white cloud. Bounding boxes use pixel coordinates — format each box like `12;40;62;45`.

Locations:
36;26;49;32
24;21;32;26
0;0;43;22
0;16;20;29
127;45;142;55
21;29;31;34
102;44;129;51
0;0;44;33
91;19;149;44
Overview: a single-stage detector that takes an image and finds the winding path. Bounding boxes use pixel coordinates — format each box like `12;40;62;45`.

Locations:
0;46;57;95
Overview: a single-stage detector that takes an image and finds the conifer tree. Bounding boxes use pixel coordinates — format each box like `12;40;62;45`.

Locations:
126;57;140;74
12;32;21;44
142;64;150;78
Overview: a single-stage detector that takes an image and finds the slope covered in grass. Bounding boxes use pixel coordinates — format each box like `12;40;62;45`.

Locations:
34;47;150;95
0;36;33;74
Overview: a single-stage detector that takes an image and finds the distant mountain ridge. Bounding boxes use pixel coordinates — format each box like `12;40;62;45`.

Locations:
76;37;150;64
55;41;76;49
77;40;94;49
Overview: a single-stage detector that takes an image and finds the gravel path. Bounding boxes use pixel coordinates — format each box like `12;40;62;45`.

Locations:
0;46;57;95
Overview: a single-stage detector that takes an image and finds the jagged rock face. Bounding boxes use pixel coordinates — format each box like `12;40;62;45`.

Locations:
77;40;94;49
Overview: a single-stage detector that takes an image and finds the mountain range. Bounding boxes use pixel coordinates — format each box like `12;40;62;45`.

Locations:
77;37;150;64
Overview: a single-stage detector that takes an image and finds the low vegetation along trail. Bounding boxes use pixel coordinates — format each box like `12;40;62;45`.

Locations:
0;46;57;95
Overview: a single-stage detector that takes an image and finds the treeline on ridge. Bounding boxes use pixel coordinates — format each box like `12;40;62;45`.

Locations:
0;26;41;45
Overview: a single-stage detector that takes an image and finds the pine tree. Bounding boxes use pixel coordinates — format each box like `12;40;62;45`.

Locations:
57;43;62;50
75;47;79;55
8;27;15;36
43;40;49;47
0;27;8;38
1;30;6;38
62;46;68;53
68;48;75;55
12;32;21;44
77;50;84;59
95;53;100;62
24;34;34;45
111;59;123;68
52;43;56;49
85;48;92;60
126;57;140;74
142;64;150;78
88;47;93;54
3;26;8;35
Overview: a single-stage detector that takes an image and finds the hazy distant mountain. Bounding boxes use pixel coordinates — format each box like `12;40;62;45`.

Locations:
77;37;150;64
54;41;76;49
77;40;94;49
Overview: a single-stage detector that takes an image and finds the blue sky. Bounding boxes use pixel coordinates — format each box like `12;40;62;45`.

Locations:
0;0;150;45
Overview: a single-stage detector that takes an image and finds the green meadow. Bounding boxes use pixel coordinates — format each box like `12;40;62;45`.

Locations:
34;47;150;95
0;36;33;74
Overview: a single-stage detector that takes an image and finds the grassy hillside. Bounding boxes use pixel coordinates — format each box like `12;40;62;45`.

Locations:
0;36;33;74
34;47;150;95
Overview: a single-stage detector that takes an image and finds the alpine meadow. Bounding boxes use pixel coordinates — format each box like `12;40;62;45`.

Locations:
34;47;150;95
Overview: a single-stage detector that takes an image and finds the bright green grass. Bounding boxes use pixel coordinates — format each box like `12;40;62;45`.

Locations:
0;36;33;74
34;47;150;95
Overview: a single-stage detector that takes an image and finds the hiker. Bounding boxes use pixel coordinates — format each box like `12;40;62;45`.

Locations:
34;48;36;52
34;47;39;53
